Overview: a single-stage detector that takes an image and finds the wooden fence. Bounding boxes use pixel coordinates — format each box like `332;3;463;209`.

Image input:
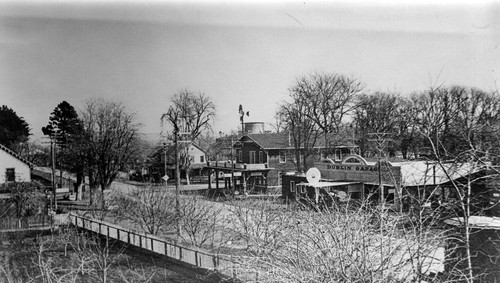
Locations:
68;213;250;280
0;213;71;231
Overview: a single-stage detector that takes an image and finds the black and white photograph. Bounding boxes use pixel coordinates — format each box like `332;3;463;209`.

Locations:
1;0;499;282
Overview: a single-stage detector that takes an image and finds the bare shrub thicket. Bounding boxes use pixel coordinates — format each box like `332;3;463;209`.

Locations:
226;198;291;253
112;187;177;236
4;228;160;283
178;195;230;249
111;188;228;250
220;198;449;283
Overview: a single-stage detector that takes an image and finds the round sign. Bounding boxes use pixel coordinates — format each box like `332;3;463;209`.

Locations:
306;167;321;184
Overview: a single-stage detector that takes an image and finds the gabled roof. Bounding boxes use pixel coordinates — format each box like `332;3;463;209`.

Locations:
0;143;34;168
241;133;358;150
244;134;293;150
189;143;206;154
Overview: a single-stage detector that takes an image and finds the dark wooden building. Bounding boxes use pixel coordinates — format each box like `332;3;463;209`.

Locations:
234;133;358;188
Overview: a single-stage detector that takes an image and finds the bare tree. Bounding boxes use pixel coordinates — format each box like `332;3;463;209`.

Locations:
222;200;447;282
277;100;319;171
3;182;46;227
411;85;500;281
161;90;216;184
276;73;362;170
81;98;140;208
113;187;176;236
354;91;402;157
291;73;363;146
270;111;286;134
178;195;225;249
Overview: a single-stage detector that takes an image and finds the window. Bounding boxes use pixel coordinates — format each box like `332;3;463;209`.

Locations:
200;155;205;163
300;185;306;194
344;157;361;164
6;168;15;182
259;151;264;163
249;151;256;164
290;181;296;192
238;150;242;162
278;172;282;186
294;154;304;163
335;149;342;161
279;151;286;163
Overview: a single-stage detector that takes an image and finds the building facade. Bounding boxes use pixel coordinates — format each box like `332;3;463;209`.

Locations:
282;154;489;212
0;144;31;184
234;133;357;187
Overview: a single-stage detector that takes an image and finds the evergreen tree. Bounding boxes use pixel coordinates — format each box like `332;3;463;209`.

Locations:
0;105;31;149
42;101;82;146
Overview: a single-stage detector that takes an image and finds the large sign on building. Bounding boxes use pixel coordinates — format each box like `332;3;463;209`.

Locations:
314;155;402;187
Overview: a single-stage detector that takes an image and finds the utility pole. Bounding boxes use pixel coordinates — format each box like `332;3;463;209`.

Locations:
368;132;392;280
231;137;235;191
163;142;168;179
368;132;392;210
51;138;57;211
174;129;181;237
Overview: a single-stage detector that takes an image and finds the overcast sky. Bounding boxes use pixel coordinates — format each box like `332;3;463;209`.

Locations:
1;0;499;141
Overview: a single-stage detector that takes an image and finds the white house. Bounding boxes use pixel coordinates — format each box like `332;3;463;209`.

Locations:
189;143;207;165
0;144;32;184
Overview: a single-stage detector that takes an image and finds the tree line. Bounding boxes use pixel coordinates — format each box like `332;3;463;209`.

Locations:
2;72;499;200
275;73;500;170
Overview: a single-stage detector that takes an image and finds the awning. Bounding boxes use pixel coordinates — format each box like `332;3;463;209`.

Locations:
296;181;360;188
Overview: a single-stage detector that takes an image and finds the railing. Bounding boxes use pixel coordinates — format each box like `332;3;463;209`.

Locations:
68;213;244;279
206;161;269;170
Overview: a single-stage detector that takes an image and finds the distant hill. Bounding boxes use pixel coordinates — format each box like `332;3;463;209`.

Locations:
30;132;165;146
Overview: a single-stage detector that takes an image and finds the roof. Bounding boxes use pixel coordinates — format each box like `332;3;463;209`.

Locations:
0;143;34;168
445;216;500;229
242;133;358;150
395;161;484;187
32;166;79;183
245;133;292;150
204;161;273;172
297;181;359;188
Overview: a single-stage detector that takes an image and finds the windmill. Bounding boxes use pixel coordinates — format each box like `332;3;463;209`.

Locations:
239;104;249;134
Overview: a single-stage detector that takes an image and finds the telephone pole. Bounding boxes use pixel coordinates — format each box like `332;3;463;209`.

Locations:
368;132;392;209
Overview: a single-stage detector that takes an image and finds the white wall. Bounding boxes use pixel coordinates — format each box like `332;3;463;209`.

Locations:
189;145;206;164
0;149;31;183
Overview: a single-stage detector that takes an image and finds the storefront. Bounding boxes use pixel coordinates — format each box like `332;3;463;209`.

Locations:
313;155;402;210
204;161;273;195
282;154;486;212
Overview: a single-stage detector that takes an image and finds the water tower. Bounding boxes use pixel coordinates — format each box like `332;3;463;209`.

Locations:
244;122;265;134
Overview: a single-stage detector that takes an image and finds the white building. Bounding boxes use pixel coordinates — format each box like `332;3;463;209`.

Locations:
0;144;32;183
